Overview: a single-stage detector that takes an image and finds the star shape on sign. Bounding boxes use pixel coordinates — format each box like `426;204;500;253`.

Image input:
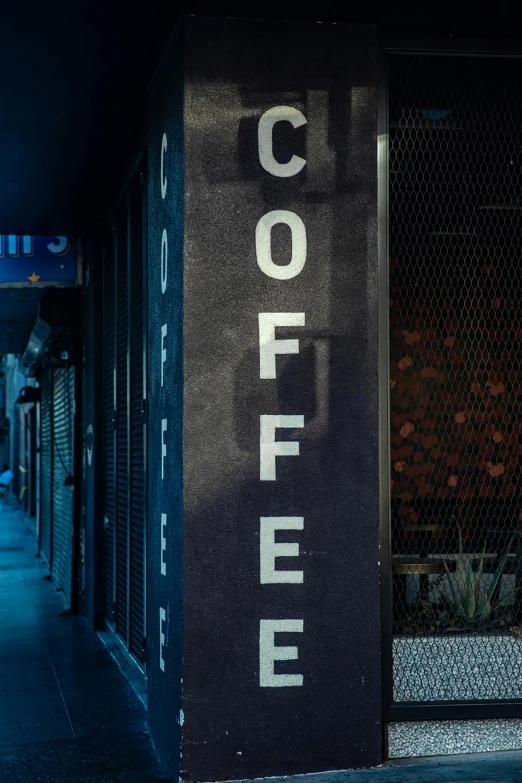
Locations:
28;272;41;283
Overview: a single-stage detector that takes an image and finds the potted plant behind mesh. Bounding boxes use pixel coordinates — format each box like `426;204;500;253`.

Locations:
442;526;516;632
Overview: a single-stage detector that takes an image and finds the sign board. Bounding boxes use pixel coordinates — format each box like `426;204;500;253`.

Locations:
0;236;77;287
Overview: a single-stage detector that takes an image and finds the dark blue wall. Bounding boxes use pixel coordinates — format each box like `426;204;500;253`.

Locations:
146;24;185;780
147;17;381;781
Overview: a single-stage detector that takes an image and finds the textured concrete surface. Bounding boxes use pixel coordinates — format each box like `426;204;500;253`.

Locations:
394;635;522;702
389;717;522;758
0;509;170;782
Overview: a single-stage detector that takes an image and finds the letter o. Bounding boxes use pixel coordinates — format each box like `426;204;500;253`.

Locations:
161;133;167;199
161;229;168;293
256;210;307;280
258;106;307;178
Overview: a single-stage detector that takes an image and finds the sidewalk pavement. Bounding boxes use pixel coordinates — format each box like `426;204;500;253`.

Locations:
5;505;522;783
0;508;170;782
241;750;522;783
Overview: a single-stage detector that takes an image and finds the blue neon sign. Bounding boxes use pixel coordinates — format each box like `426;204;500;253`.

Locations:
0;236;76;285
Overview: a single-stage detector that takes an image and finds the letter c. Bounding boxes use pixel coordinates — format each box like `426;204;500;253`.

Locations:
258;106;307;178
161;133;167;199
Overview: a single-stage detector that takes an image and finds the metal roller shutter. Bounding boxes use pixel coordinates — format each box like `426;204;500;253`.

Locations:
129;169;146;663
103;160;147;666
115;206;130;643
104;237;117;623
51;367;75;606
39;371;53;565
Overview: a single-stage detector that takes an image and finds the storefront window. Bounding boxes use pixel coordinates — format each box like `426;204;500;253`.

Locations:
389;53;522;701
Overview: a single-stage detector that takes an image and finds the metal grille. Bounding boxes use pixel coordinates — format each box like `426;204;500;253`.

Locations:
389;54;522;703
116;207;130;643
39;370;53;565
104;236;117;623
51;367;75;606
129;170;146;664
103;164;147;666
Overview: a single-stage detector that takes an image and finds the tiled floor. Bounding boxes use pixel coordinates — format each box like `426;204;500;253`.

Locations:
0;508;170;782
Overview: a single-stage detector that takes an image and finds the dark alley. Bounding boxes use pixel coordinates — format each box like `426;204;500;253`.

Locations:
0;507;166;782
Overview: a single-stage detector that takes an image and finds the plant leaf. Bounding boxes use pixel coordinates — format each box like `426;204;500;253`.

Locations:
443;560;464;617
475;541;487;601
478;584;492;622
487;537;513;600
464;559;475;617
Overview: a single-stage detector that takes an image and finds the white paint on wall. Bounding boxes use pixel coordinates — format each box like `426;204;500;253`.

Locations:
161;419;167;479
260;517;304;584
161;229;168;294
258;105;307;178
258;312;305;379
161;133;168;199
161;513;167;576
255;105;310;688
256;210;307;280
259;619;304;687
260;414;304;481
161;324;167;386
160;607;166;672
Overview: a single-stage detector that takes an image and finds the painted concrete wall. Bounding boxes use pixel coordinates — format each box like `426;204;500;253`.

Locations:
147;23;185;778
147;18;380;781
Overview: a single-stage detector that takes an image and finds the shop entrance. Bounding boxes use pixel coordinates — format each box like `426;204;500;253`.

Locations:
384;51;522;748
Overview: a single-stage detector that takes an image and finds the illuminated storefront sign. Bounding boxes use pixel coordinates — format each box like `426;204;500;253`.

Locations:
0;236;77;286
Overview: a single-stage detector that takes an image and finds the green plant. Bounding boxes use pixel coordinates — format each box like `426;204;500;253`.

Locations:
443;530;514;625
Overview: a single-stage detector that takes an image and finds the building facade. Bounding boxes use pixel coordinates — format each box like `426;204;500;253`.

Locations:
7;15;522;782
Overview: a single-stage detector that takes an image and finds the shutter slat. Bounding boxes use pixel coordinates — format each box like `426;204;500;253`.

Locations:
51;367;75;606
115;205;129;643
39;371;53;565
104;236;116;622
128;168;146;663
104;162;146;665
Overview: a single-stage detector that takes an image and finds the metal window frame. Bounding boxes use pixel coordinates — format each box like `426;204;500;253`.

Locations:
378;33;522;727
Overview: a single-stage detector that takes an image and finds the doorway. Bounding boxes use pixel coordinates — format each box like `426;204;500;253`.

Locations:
384;49;522;753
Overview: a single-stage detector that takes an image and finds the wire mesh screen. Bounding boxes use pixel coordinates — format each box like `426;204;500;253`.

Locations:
389;54;522;702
